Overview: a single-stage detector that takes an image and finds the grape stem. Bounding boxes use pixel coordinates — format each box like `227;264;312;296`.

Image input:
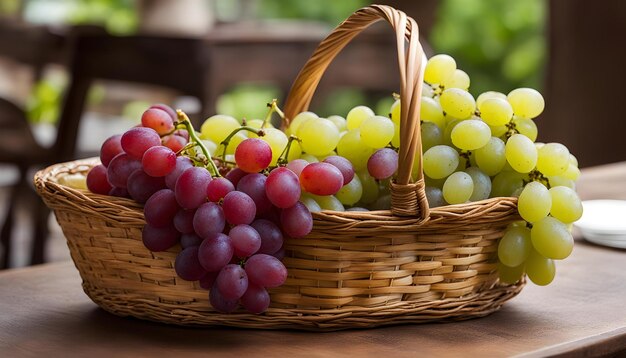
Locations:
527;169;552;189
175;110;222;177
219;126;265;163
276;135;301;166
263;99;285;128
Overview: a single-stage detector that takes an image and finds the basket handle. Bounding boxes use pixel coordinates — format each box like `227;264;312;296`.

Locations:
283;5;429;220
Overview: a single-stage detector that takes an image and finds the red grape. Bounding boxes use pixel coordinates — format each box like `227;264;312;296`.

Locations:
367;148;399;179
251;219;283;255
285;159;308;178
120;127;161;160
240;284;270;314
222;191;256;225
100;134;123;167
230;224;261;258
206;177;235;202
265;167;301;209
193;202;225;238
323;155;355;185
175;246;206;281
198;233;234;272
149;103;176;121
234;138;272;173
225;168;247;187
180;233;203;249
86;164;112;194
126;169;166;204
175;167;212;209
245;254;287;288
144;189;178;227
300;162;343;196
162;134;187;153
199;271;219;290
215;264;248;300
236;173;272;214
107;153;142;188
142;223;179;252
173;208;195;234
165;156;194;190
280;202;313;238
108;186;129;198
209;285;238;313
142;146;176;177
141;108;175;135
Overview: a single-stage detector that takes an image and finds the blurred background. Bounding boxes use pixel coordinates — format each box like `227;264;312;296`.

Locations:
0;0;624;268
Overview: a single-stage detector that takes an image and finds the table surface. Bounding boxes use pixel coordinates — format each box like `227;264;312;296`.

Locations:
1;162;625;358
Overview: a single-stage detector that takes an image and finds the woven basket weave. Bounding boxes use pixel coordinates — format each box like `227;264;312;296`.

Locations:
35;5;524;331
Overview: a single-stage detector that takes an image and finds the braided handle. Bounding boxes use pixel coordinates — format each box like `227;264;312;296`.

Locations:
283;5;429;219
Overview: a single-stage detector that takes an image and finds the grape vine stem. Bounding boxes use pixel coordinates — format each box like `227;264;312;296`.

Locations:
176;110;222;177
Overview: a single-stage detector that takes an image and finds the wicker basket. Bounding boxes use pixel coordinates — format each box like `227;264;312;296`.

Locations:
35;5;525;331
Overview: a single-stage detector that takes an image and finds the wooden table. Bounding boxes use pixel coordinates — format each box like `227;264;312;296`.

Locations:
1;162;625;357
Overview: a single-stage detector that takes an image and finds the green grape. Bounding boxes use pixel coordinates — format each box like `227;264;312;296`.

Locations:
287;139;302;162
498;262;525;284
561;163;581;181
534;142;545;150
525;249;556;286
549;186;583;223
424;54;456;84
246;118;274;130
450;119;491;150
507;88;545;119
327;115;347;132
309;194;345;211
298;118;340;156
465;166;491;201
300;195;321;212
370;194;391;210
441;69;470;90
288;111;317;136
422;83;435;98
390;99;401;123
360;115;395;149
346;105;375;130
475;137;506;176
505;134;538;173
357;171;379;204
425;175;446;189
498;226;532;267
423;145;459;179
259;128;288;166
476;91;507;108
200;114;241;144
547;175;575;190
442;119;460;147
425;186;446;208
491;171;525;198
518;181;551;223
479;98;513;126
420;97;446;129
442;171;474;204
315;150;336;162
569;153;579;168
531;217;573;259
439;88;476;120
537;143;570;176
300;153;318;163
335;174;363;206
512;116;538;142
336;129;375;171
200;139;217;156
421;121;443;152
222;132;248;155
489;124;508;137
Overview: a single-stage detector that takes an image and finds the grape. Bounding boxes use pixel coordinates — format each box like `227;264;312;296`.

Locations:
180;233;203;249
425;186;446;208
86;164;112;194
505;134;538;173
309;194;345;211
108;187;129;198
474;137;506;176
335;174;363;206
489;124;508;137
221;132;248;155
107;153;142;188
512;116;538;141
518;181;551;223
199;271;219;290
336;129;375;171
498;262;525;284
246;118;273;130
209;285;239;313
230;224;262;258
498;226;532;267
424;54;456;84
476;91;507;108
423;145;459;179
173;208;195;234
531;216;574;259
200;114;240;144
525;249;556;286
442;119;460;147
198;233;233;272
327;115;347;132
442;171;473;204
142;146;176;177
162;134;187;153
561;163;581;181
300;153;318;163
240;284;270;314
206;177;235;202
126;169;166;204
450;119;490;150
288;111;318;136
321;156;354;185
549;186;583;223
216;264;248;300
222;191;256;225
300;162;344;196
490;171;524;198
237;173;272;214
120;127;161;160
144;189;178;228
280;202;313;238
251;219;284;255
367;148;398;180
193;202;225;238
420;97;446;129
245;254;287;288
478;98;513;126
298;117;340;156
346;105;375;130
165;156;193;190
174;167;212;209
225;167;246;187
537;143;570;176
142;223;180;252
234;138;272;173
149;103;176;121
100;134;123;167
441;69;470;90
507;88;545;119
258;128;288;166
421;121;443;152
299;196;321;212
287;159;309;178
465;166;491;201
141;108;174;135
175;246;206;281
360;115;394;149
439;88;476;119
358;171;379;204
265;167;301;209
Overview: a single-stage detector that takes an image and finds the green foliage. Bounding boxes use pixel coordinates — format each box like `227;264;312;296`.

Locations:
430;0;546;95
68;0;138;35
255;0;368;25
216;83;282;121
